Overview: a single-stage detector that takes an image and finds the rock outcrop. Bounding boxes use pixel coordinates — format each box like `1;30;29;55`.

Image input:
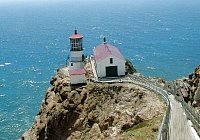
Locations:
125;59;137;74
22;69;165;140
174;65;200;108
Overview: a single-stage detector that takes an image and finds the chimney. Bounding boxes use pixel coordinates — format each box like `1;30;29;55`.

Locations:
103;37;107;44
74;29;77;35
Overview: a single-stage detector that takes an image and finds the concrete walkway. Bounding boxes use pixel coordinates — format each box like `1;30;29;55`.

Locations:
121;76;200;140
90;57;98;81
168;95;196;140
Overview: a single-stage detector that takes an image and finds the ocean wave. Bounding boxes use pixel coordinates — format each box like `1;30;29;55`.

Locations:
165;28;170;31
4;62;11;65
30;66;41;72
0;62;11;67
99;34;104;38
20;80;48;88
147;66;156;70
91;26;100;30
33;69;40;72
13;70;23;74
0;84;6;87
0;94;5;97
62;50;68;53
134;55;144;61
21;80;37;87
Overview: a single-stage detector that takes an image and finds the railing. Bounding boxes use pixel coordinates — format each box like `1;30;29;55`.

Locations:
95;74;200;140
127;75;171;140
174;94;200;137
173;81;200;137
127;74;200;139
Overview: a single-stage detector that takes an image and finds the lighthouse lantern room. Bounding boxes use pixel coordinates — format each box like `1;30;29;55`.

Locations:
68;30;86;84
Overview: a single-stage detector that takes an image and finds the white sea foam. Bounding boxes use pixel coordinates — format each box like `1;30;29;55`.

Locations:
134;55;144;61
33;68;40;72
92;27;97;30
99;34;104;38
165;28;170;31
4;62;11;65
28;80;37;84
13;70;22;74
147;66;156;70
62;50;68;53
0;94;5;97
0;84;5;87
0;64;5;67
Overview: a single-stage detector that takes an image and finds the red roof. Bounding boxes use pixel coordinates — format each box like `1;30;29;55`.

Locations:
93;43;125;62
69;68;86;76
69;34;83;39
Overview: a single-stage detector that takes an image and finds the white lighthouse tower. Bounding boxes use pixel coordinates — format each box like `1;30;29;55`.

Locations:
68;30;86;84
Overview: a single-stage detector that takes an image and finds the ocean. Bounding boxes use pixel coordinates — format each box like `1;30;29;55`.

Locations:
0;0;199;139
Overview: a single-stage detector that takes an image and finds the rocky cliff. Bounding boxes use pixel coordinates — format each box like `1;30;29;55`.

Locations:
22;69;165;140
174;65;200;108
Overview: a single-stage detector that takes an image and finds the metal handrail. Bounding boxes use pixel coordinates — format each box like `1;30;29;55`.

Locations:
174;94;200;137
127;75;170;140
128;74;200;139
95;74;200;139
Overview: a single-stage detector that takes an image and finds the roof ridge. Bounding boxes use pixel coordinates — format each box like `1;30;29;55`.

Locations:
105;43;112;54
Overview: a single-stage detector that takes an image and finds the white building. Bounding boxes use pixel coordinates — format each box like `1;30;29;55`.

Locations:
93;38;126;78
69;68;86;85
68;30;86;84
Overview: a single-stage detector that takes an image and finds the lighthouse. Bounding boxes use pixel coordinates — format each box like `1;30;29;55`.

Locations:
68;30;86;84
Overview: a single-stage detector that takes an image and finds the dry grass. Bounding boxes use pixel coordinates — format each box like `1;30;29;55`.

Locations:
123;115;163;140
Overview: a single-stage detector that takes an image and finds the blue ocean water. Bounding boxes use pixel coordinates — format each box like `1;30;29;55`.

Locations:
0;0;199;139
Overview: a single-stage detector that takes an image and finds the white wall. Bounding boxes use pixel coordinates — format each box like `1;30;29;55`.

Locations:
69;62;84;70
96;55;125;78
70;50;83;58
70;74;86;84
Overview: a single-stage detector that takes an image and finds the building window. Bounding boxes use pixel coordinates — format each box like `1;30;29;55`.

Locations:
110;58;113;64
71;63;73;66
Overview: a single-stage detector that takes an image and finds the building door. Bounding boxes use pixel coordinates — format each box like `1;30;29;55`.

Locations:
106;66;118;77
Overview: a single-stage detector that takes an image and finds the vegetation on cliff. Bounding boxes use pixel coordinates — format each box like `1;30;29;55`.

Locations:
125;59;137;74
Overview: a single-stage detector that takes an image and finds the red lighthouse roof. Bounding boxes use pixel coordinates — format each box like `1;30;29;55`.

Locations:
69;30;83;39
69;68;86;76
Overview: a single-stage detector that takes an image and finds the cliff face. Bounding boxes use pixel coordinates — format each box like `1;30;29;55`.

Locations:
174;65;200;108
22;70;165;140
192;66;200;103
